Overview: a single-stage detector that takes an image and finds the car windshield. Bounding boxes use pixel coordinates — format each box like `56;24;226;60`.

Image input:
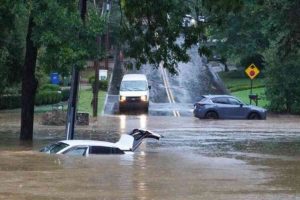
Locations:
120;81;147;91
40;142;69;154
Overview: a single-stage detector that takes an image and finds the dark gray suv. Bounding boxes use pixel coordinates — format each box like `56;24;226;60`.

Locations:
193;95;267;120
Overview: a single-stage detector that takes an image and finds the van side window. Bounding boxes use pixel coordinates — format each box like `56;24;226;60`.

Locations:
89;146;124;154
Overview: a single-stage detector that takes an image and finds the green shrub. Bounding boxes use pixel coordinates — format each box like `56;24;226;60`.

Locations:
39;84;60;92
99;80;108;91
0;95;21;109
61;89;70;101
88;76;95;84
239;53;266;71
291;103;300;114
0;90;64;110
88;76;108;91
3;86;21;95
35;91;62;105
36;70;50;88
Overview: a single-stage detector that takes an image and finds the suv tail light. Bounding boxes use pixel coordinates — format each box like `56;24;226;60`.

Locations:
194;103;205;109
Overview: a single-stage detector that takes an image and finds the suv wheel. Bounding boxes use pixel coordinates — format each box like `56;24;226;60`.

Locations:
248;112;260;120
205;111;218;119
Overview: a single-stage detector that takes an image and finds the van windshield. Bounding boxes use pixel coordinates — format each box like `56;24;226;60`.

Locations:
120;81;148;91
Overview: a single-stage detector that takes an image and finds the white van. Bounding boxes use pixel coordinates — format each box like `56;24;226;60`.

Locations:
119;74;150;112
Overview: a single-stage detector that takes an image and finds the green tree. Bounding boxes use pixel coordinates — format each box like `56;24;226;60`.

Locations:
202;1;268;67
0;1;27;95
117;0;246;74
203;0;300;113
265;51;300;113
20;0;106;140
263;0;300;113
120;0;191;74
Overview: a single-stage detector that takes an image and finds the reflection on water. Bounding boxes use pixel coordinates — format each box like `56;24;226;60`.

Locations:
119;114;148;131
119;115;127;131
139;114;147;129
0;117;300;199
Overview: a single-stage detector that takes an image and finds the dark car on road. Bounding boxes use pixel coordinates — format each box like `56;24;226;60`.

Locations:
193;95;267;120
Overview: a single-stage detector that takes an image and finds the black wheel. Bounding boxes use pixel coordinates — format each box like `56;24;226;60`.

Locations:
119;106;125;113
205;111;218;119
248;112;260;120
144;106;149;113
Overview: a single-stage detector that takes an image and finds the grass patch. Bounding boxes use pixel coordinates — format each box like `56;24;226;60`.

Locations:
33;88;106;115
219;71;265;91
218;70;269;108
232;87;268;108
78;88;106;115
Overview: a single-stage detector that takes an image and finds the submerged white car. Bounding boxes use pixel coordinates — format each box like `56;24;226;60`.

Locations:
40;129;161;156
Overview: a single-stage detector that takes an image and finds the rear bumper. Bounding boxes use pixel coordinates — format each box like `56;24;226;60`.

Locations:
193;109;205;119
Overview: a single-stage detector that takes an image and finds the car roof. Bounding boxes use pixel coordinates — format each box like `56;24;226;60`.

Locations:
202;95;238;99
59;140;117;147
122;74;147;81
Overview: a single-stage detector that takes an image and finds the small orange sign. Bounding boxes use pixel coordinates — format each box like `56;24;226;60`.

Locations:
245;64;260;80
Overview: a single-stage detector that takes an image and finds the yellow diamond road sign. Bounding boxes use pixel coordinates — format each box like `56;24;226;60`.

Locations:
245;63;260;80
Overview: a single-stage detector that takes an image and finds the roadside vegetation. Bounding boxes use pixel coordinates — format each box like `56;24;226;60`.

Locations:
0;0;299;140
218;70;268;108
203;1;299;114
219;71;265;93
232;87;268;108
78;89;106;115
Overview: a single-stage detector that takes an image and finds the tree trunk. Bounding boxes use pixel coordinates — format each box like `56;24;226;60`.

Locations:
224;62;229;72
92;59;99;117
20;15;38;141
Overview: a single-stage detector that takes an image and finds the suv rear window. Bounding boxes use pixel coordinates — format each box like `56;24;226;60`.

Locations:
212;97;228;104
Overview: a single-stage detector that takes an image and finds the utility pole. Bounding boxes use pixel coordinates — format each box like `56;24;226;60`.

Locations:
92;35;100;117
92;0;100;118
104;0;111;70
65;0;87;140
92;0;111;117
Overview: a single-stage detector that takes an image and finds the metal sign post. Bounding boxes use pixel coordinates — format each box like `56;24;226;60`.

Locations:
65;66;79;140
65;0;87;140
245;63;260;105
250;79;253;104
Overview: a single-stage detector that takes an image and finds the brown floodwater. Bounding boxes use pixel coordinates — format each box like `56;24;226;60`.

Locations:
0;113;300;199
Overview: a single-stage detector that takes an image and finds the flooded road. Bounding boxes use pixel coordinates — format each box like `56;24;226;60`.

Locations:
0;114;300;199
104;43;221;116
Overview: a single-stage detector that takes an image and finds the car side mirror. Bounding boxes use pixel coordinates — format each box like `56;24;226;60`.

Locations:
240;104;243;107
148;86;151;90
